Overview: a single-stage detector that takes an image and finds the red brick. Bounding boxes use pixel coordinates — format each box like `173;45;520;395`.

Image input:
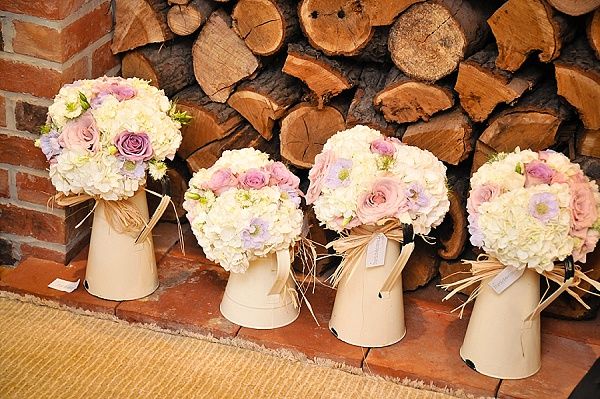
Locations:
0;134;47;169
0;169;9;198
168;227;211;263
116;256;240;338
16;172;57;206
92;40;120;78
0;95;6;127
15;101;48;134
19;243;67;264
12;3;113;63
0;0;86;21
0;203;74;245
0;256;117;314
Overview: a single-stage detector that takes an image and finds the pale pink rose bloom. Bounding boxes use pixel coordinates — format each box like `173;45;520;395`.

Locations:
569;180;598;231
370;138;396;156
306;150;335;205
239;168;270;190
58;112;100;153
467;183;501;215
206;168;238;195
551;172;569;184
266;162;300;189
572;229;600;263
524;160;555;187
356;178;408;225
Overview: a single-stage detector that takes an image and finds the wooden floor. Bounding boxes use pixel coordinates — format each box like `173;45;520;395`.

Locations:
1;223;598;399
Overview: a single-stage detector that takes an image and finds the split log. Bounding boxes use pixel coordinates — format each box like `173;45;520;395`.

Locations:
403;237;440;291
168;0;190;5
388;0;492;81
577;128;600;158
472;82;573;173
361;0;425;26
437;171;469;260
455;47;542;122
298;0;373;56
232;0;299;56
280;102;346;168
186;124;278;172
488;0;574;72
402;108;474;165
192;9;260;103
588;9;600;59
346;66;399;136
112;0;174;54
282;42;361;108
167;0;216;36
555;39;600;129
546;0;600;16
227;65;304;140
173;86;244;159
374;66;454;124
121;41;195;97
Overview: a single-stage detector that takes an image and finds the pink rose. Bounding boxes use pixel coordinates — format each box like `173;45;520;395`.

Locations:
356;178;408;224
467;183;501;215
206;168;238;195
306;150;335;205
266;162;300;189
239;168;270;190
58;112;100;153
572;229;600;263
551;172;569;184
524;160;555;187
569;180;598;231
370;138;396;156
114;131;153;161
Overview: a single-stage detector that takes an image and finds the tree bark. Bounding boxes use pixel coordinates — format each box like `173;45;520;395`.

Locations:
173;85;244;159
546;0;600;16
555;38;600;129
577;128;600;158
488;0;574;72
455;46;542;122
112;0;175;54
388;0;493;81
167;0;216;36
437;171;469;260
121;40;195;97
227;64;304;140
374;66;454;124
280;102;346;168
298;0;373;56
232;0;300;56
282;41;361;108
192;9;260;103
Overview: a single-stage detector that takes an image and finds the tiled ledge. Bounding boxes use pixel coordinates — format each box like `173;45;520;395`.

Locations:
1;223;598;399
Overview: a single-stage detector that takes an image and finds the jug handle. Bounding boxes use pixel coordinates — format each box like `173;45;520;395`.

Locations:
268;249;291;296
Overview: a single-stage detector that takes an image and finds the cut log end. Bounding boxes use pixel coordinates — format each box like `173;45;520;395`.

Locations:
280;103;345;168
227;91;282;140
232;0;288;56
167;0;215;36
362;0;425;26
546;0;600;16
298;0;372;56
588;9;600;59
122;52;160;89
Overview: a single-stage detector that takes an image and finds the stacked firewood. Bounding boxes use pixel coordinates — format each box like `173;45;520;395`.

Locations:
111;0;600;318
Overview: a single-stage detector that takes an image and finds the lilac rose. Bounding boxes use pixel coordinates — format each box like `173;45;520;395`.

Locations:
206;168;238;195
114;131;153;161
524;160;555;187
239;168;270;190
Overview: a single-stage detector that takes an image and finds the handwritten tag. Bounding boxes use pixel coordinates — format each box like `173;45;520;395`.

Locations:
48;278;80;293
366;233;387;268
488;266;525;294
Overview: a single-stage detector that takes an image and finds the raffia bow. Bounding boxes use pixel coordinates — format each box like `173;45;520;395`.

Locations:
440;254;600;320
326;221;415;297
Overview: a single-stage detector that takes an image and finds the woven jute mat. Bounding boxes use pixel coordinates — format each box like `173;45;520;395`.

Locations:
0;294;468;399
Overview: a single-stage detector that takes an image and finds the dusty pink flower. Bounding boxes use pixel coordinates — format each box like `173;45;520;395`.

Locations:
58;112;100;153
266;162;300;189
572;229;600;263
306;150;335;205
569;180;598;231
551;172;569;184
239;168;270;190
114;131;153;161
370;138;396;156
206;168;238;195
356;178;407;224
524;160;555;187
467;183;501;215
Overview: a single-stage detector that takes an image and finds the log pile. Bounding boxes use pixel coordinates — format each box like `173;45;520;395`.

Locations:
113;0;600;318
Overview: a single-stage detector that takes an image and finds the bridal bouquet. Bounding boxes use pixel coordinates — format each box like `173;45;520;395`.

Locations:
468;148;600;272
183;148;304;273
37;76;187;201
306;125;450;235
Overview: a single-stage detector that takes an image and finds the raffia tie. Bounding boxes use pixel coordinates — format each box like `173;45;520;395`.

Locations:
325;221;415;297
440;254;600;320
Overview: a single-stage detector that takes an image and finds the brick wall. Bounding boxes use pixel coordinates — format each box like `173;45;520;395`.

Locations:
0;0;120;265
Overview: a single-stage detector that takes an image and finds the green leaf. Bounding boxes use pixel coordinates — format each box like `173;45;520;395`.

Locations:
40;123;52;135
78;92;90;111
515;163;523;174
169;101;192;125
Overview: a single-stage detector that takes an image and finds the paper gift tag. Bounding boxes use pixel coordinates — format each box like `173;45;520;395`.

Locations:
488;266;525;294
48;278;80;293
366;233;387;268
